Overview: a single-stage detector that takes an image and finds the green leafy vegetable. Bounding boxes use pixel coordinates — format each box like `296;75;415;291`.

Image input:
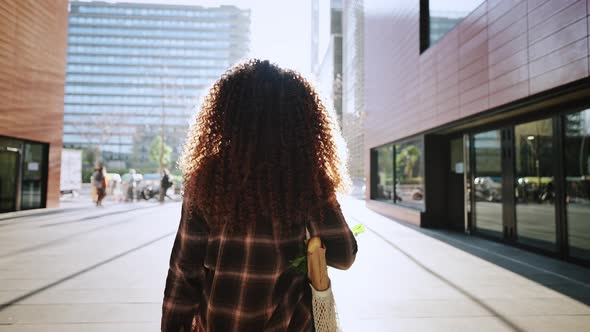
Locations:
352;223;365;236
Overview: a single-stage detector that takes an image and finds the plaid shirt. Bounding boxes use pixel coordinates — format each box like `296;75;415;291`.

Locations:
162;197;358;332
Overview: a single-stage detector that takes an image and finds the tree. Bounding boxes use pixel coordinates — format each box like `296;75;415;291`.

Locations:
149;135;172;171
68;111;130;168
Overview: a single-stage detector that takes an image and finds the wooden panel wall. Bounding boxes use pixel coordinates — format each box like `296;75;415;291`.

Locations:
363;0;590;200
0;0;69;208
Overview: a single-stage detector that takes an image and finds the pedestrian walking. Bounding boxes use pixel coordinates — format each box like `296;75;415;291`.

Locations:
92;166;107;207
162;59;358;332
159;168;172;203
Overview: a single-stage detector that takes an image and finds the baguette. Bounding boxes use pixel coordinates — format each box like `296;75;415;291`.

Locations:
307;237;330;291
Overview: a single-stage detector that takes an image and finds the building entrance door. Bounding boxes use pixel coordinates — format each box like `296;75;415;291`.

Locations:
447;136;465;230
469;117;559;250
472;129;504;238
514;118;557;251
0;149;20;212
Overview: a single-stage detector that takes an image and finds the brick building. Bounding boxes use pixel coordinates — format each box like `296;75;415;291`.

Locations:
0;0;68;212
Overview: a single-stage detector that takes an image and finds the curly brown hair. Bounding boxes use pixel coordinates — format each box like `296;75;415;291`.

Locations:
179;59;349;232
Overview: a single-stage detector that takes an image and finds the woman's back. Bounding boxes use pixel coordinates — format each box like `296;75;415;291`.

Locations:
162;60;357;332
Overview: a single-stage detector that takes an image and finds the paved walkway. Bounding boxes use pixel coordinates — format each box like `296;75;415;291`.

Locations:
336;197;590;331
0;196;589;331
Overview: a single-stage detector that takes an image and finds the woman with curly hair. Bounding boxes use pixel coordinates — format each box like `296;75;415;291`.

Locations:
162;59;358;332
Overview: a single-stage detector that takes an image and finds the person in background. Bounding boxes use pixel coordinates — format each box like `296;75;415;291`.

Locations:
92;167;102;207
93;166;107;207
160;168;172;203
125;168;138;202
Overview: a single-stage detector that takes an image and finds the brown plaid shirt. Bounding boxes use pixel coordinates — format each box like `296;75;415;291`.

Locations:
162;197;357;332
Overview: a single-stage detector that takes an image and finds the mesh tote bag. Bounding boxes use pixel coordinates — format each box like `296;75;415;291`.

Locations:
307;236;340;332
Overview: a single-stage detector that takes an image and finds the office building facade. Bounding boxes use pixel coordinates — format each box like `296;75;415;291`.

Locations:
0;0;68;212
311;0;343;126
364;0;590;264
342;0;365;182
65;1;250;170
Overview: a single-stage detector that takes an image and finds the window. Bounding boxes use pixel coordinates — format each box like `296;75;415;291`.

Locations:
421;0;484;51
68;35;232;48
66;64;224;77
372;144;394;202
395;138;425;210
66;74;211;86
371;137;425;210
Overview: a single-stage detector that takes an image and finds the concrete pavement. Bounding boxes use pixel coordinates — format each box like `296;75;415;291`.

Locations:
0;196;589;331
335;197;590;331
0;199;175;331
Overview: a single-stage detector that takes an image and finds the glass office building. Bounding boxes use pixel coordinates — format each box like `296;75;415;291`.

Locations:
64;1;250;169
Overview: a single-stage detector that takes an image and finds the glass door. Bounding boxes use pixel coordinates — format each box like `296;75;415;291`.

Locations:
20;142;48;210
564;109;590;261
0;150;20;212
447;137;465;230
473;130;503;237
514;118;556;251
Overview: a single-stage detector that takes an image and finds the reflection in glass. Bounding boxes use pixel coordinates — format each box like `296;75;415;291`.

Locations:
373;145;394;202
20;143;47;210
0;138;21;212
473;130;503;236
515;119;556;250
429;0;485;45
565;109;590;261
395;138;425;210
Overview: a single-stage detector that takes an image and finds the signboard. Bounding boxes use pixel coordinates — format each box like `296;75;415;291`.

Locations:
455;162;464;174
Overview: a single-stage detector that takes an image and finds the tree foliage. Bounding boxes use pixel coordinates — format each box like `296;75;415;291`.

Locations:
149;135;172;169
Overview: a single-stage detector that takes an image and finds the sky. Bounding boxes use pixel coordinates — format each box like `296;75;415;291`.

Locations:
81;0;313;77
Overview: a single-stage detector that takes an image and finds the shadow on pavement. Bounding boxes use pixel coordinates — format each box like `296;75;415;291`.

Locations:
365;225;527;332
0;232;175;312
40;204;161;227
0;205;164;260
417;228;590;306
357;202;590;306
0;207;88;223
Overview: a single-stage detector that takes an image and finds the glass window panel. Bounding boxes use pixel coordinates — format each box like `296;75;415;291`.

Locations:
429;0;485;46
68;34;232;48
65;94;197;107
66;64;224;77
515;118;556;250
373;145;394;202
65;85;200;98
67;54;228;67
68;26;237;40
450;137;464;173
64;104;192;117
473;130;503;236
565;109;590;261
395;138;425;210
